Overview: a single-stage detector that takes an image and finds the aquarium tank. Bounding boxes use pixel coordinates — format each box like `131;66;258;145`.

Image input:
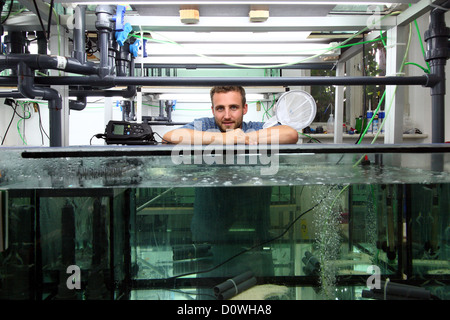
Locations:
0;144;449;300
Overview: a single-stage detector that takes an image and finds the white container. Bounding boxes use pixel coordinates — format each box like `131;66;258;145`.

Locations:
327;113;334;134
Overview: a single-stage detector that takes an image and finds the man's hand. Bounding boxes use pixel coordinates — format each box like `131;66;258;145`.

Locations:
226;128;258;145
162;125;298;145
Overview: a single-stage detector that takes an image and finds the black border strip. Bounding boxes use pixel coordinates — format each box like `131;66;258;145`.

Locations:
20;143;450;159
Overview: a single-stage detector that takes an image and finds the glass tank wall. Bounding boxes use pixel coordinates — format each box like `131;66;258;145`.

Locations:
0;144;449;300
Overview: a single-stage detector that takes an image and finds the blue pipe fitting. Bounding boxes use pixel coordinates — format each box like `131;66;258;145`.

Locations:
115;23;132;46
130;39;140;58
113;5;126;31
143;39;148;57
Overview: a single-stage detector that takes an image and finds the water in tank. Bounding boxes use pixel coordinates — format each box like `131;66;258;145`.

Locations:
0;144;449;300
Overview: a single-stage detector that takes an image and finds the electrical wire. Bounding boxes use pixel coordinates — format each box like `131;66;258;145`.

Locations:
153;131;171;144
33;0;47;41
46;0;54;40
1;100;50;146
16;102;32;145
6;100;31;120
0;0;13;24
36;102;49;145
404;62;429;73
370;22;412;145
17;117;27;144
1;100;18;145
261;94;276;122
299;132;321;143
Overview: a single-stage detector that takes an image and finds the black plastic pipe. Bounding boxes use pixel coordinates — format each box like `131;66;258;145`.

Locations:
72;5;87;65
29;74;435;87
69;5;88;111
17;61;63;147
95;5;115;78
69;96;87;111
0;54;99;75
69;5;136;101
0;90;24;98
425;0;450;143
69;57;137;99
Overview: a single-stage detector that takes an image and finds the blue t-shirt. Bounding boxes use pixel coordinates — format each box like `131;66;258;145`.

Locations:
180;117;265;132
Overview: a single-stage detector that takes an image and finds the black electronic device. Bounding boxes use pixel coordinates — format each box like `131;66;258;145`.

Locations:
104;120;157;145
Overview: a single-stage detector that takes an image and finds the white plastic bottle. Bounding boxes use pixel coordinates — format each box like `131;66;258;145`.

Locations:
366;109;373;133
372;114;379;133
379;110;385;133
327;113;334;134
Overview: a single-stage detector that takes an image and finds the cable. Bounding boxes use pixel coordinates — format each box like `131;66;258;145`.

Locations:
17;117;27;145
404;62;429;74
153;131;171;144
33;0;47;41
354;20;413;154
169;185;338;282
16;102;32;145
356;90;387;145
413;19;430;73
370;22;412;145
4;100;31;120
36;102;49;145
0;0;13;24
89;133;106;145
46;0;54;40
262;94;276;122
299;132;321;143
1;100;18;145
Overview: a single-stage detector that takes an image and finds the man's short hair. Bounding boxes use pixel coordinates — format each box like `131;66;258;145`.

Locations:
210;86;246;106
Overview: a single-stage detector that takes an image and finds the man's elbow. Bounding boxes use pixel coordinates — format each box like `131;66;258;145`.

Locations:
288;130;299;144
281;126;299;144
162;129;194;144
162;132;172;144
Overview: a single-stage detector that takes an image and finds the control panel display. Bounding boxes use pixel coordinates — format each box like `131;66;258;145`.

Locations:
105;120;157;145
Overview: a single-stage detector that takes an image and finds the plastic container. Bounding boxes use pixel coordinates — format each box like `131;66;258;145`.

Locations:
327;113;334;134
366;109;373;133
378;110;385;133
372;114;379;133
355;116;366;133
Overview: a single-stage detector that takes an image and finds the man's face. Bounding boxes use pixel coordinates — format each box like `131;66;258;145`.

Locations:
211;90;248;132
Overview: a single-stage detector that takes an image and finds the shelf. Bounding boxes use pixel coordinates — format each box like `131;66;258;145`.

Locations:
299;133;429;143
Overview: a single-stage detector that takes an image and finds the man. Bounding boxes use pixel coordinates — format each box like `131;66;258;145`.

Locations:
163;86;295;289
162;85;299;145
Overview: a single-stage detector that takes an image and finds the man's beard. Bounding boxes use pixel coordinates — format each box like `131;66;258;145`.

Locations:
215;118;243;132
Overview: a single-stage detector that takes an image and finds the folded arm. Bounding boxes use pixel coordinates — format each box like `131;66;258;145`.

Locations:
163;125;298;145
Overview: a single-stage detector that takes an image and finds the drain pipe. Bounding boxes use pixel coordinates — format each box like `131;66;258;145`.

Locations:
425;0;450;144
17;61;63;147
69;45;137;98
69;5;136;100
70;5;88;111
95;5;115;78
0;54;99;76
72;5;87;65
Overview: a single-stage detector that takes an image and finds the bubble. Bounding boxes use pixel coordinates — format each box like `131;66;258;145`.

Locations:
311;186;345;299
